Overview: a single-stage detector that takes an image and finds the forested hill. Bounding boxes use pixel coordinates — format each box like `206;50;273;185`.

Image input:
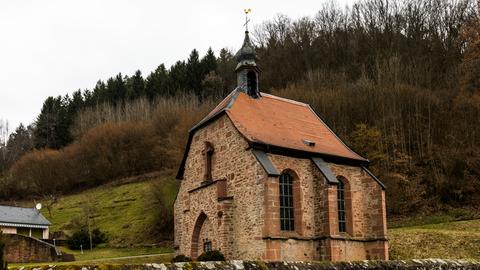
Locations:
1;0;479;217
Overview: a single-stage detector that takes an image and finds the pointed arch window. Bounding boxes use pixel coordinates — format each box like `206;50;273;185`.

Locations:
337;178;346;233
279;172;295;231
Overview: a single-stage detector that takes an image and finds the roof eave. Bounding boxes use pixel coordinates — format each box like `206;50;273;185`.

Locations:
249;141;370;167
0;222;50;228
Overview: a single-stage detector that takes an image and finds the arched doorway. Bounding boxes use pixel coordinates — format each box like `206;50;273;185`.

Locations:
191;212;213;258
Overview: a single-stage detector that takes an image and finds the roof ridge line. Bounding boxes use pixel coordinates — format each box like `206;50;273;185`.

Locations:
260;92;309;107
305;104;368;162
225;88;241;111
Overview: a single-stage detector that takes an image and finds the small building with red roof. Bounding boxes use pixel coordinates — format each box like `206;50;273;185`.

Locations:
174;30;388;261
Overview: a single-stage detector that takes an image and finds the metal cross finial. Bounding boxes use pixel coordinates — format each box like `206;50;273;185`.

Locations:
244;8;252;32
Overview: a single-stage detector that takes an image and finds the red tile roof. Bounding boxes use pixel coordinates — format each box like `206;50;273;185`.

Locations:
227;92;367;162
177;90;368;179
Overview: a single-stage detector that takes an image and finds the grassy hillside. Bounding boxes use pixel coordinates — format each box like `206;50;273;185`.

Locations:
389;218;480;260
40;174;178;246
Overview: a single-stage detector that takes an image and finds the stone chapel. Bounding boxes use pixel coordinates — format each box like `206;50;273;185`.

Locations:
174;30;388;261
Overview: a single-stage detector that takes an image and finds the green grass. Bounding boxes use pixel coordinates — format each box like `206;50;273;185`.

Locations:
40;175;179;246
10;247;174;267
58;246;173;261
389;208;480;228
9;176;177;267
389;218;480;260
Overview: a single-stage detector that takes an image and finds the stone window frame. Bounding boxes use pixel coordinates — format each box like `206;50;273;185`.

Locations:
336;176;353;236
277;169;303;236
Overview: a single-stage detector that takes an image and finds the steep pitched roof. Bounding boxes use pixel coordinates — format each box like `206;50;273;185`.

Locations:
0;205;51;226
176;90;368;179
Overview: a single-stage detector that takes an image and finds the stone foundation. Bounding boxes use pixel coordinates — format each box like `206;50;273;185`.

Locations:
10;260;480;270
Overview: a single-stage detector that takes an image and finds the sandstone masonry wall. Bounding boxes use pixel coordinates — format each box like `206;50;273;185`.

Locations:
175;113;388;261
263;154;388;261
174;115;266;259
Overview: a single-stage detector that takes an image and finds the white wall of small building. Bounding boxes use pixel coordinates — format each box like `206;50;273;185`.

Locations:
0;226;17;234
1;226;49;239
42;227;49;239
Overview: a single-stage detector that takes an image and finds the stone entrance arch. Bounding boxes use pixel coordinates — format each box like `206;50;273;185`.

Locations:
191;212;213;258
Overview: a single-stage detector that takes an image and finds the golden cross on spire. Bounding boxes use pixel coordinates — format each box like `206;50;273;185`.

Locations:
244;8;252;32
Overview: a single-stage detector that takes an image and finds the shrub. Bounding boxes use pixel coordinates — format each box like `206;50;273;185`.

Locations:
150;179;178;240
0;232;7;270
66;228;107;250
171;254;192;262
196;250;225;262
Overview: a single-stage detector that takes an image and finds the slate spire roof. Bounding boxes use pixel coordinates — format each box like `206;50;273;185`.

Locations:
234;31;257;71
0;205;51;227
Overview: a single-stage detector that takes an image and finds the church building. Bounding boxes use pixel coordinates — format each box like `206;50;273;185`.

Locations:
174;30;388;261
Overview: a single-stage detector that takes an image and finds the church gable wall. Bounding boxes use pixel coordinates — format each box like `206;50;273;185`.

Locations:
174;114;267;259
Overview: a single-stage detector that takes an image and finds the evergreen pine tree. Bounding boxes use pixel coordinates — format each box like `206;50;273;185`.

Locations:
92;80;107;104
145;64;169;99
34;96;65;149
217;48;236;92
169;61;188;95
6;123;34;166
126;70;146;100
106;74;127;104
186;49;202;96
201;47;217;76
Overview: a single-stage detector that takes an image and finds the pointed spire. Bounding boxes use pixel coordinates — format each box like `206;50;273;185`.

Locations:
235;30;260;98
235;31;257;71
235;9;260;98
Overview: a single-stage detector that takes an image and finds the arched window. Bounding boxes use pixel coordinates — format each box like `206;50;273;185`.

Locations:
246;71;258;97
203;142;214;182
279;173;294;231
337;178;346;233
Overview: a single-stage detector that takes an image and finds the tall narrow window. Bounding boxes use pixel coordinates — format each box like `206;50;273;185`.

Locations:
337;179;346;233
203;142;214;182
279;173;295;231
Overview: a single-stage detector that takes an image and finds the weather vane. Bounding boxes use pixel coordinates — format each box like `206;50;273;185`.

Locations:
244;8;252;32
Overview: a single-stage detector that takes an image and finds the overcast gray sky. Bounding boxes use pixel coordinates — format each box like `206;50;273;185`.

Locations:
0;0;353;132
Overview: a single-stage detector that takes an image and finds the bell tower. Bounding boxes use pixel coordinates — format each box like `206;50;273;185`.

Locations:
235;9;260;98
